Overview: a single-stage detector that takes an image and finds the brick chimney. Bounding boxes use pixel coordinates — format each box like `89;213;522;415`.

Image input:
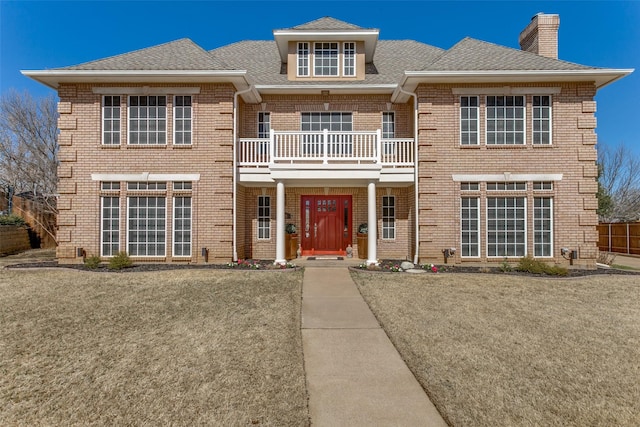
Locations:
519;13;560;59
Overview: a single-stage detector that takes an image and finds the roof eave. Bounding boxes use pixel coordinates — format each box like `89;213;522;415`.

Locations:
21;69;252;91
392;69;634;101
273;30;379;63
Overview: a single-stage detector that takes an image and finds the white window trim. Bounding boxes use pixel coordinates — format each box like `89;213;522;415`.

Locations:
485;95;526;146
297;42;310;77
127;95;167;146
100;196;120;257
172;196;192;258
257;195;271;240
126;196;167;258
343;42;356;77
102;95;121;146
173;95;192;146
532;95;553;146
257;111;271;139
461;197;481;258
460;95;479;146
313;42;339;77
382;195;395;240
534;197;554;258
486;196;527;258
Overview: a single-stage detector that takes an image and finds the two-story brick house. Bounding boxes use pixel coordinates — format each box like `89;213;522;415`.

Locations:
23;14;631;267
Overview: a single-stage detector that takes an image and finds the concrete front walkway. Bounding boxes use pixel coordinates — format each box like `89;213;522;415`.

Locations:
302;266;447;426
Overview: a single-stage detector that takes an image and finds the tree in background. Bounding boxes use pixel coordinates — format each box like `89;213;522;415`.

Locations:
0;90;58;241
597;142;640;222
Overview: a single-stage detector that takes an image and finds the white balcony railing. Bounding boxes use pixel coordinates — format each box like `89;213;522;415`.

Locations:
238;130;414;167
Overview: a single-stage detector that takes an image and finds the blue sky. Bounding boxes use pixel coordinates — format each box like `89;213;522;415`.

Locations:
1;1;638;151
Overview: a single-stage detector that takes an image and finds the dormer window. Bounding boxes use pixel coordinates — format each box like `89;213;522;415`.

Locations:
314;42;339;76
297;42;309;77
295;41;358;79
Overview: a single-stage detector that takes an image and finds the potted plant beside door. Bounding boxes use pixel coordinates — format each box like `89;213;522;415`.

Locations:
285;223;298;260
357;223;368;259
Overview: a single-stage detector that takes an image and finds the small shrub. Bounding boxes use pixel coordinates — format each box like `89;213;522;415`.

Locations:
84;255;102;269
499;258;513;272
516;256;568;276
108;252;133;270
0;214;26;226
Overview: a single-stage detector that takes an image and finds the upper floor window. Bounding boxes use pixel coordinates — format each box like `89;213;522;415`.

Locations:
129;95;167;145
533;95;552;145
486;95;525;145
343;42;356;76
174;96;192;145
382;112;395;139
258;112;271;139
102;96;121;145
297;42;309;77
460;96;479;145
314;42;339;76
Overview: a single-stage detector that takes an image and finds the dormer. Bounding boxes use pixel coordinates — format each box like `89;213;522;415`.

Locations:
273;17;379;81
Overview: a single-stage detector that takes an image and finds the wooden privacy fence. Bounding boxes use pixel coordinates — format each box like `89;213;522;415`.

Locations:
598;223;640;255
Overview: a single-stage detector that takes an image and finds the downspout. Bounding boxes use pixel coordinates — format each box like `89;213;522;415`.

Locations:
233;85;256;262
396;86;420;264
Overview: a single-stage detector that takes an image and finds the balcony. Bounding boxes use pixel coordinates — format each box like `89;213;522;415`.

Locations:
238;130;414;168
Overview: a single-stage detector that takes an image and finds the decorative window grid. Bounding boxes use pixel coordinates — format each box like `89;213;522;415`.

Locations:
257;195;271;240
128;95;167;145
173;196;192;257
382;196;395;239
297;42;309;77
534;197;553;257
127;182;167;191
101;196;120;257
101;182;121;191
460;182;480;191
102;96;121;145
461;197;480;257
533;182;553;191
343;42;356;76
487;197;527;257
174;95;192;145
127;196;166;257
258;112;271;139
486;182;527;191
486;95;525;145
533;95;552;145
173;181;192;191
460;96;479;145
314;42;339;76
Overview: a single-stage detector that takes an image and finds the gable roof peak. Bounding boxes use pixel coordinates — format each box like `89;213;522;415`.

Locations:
286;16;368;31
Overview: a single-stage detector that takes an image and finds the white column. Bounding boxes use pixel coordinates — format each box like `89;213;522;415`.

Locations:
367;181;377;265
275;180;286;265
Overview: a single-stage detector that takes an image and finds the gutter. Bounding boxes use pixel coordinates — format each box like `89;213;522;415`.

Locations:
232;85;258;262
395;86;420;264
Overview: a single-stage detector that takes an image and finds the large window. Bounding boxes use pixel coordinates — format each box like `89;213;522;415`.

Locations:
128;95;167;145
127;196;166;256
314;42;339;76
101;196;120;256
382;196;395;239
173;196;192;257
461;197;480;257
343;42;356;76
301;112;352;156
297;42;309;77
534;198;553;257
460;96;479;145
257;196;271;240
533;95;552;145
173;95;192;145
486;96;525;145
102;96;121;145
487;197;526;257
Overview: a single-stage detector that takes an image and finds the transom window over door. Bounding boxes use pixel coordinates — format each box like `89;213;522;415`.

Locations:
314;42;339;76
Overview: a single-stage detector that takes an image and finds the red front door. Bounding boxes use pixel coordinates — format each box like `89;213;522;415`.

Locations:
301;195;352;255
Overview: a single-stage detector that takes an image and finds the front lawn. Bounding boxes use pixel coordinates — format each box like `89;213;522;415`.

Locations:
352;271;640;426
0;269;308;426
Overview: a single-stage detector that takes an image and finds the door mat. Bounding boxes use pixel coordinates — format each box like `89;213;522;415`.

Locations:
306;257;344;261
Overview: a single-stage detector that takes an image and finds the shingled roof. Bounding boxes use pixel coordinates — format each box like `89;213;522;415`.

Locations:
421;37;597;72
60;38;228;71
286;16;366;31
